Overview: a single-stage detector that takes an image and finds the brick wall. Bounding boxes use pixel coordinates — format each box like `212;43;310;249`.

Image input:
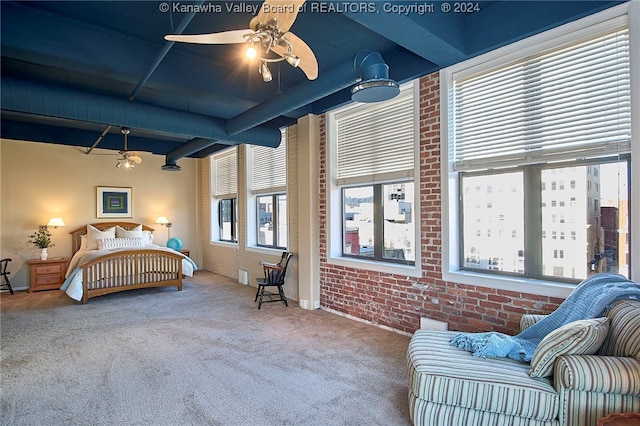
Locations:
318;73;565;335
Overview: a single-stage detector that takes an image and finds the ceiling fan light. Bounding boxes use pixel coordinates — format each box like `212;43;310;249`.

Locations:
285;54;300;68
246;45;257;60
261;62;272;82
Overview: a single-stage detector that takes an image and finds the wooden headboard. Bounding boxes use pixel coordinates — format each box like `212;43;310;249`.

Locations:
69;222;155;255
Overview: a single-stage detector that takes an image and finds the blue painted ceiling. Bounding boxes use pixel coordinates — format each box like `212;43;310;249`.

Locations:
0;0;623;163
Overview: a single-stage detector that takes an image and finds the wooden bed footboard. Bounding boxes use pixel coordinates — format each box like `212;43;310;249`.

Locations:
81;249;183;304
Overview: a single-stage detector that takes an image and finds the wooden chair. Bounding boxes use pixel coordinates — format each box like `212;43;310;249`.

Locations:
255;252;292;310
1;258;14;295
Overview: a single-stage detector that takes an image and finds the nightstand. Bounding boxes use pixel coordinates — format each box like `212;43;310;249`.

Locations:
179;249;190;257
26;258;69;292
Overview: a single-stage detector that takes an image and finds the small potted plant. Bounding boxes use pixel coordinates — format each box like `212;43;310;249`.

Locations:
28;226;54;260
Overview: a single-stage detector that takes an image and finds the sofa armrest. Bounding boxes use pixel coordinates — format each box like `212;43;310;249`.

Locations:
554;354;640;395
520;314;548;331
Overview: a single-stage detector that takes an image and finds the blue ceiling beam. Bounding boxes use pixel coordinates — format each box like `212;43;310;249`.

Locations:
0;1;275;115
464;1;625;56
1;77;281;148
342;9;467;67
0;119;187;156
226;50;403;136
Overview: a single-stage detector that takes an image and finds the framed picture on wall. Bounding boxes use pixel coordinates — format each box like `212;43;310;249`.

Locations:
97;186;132;218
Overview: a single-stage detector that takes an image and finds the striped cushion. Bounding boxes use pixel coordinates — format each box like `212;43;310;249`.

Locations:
529;317;609;378
409;390;560;426
96;237;144;250
555;355;640;394
598;300;640;359
407;331;559;422
555;355;640;426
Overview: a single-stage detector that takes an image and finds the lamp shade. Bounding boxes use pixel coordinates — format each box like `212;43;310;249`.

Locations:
47;218;65;227
155;216;170;225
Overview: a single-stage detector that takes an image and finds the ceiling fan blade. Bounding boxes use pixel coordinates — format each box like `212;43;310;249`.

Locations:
272;32;318;80
250;0;306;33
164;29;251;44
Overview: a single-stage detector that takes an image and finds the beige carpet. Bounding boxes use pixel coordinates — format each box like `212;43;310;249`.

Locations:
1;271;411;425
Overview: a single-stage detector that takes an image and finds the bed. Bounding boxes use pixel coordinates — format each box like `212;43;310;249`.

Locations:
61;222;197;304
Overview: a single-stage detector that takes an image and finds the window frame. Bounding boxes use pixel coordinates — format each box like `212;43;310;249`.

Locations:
218;197;238;244
441;3;638;297
210;147;239;246
326;80;422;277
246;131;288;253
256;192;287;250
458;155;630;284
341;181;416;266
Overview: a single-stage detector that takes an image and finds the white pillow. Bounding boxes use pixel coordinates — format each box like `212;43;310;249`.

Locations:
141;230;154;246
87;225;116;250
96;237;144;250
116;225;143;239
79;234;88;251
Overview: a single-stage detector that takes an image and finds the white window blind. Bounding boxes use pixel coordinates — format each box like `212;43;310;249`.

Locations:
451;26;630;171
252;130;287;194
213;147;237;199
336;84;416;185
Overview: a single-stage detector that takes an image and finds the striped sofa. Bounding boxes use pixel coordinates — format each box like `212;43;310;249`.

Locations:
407;300;640;426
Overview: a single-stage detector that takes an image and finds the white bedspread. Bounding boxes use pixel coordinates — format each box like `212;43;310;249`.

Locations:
61;245;197;301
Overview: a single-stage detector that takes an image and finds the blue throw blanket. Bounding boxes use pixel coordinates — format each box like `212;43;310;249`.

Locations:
450;273;640;362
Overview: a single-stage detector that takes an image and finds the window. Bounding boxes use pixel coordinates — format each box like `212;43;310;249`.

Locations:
443;9;634;293
218;198;237;242
343;182;415;264
211;147;238;243
256;194;287;248
327;81;420;275
249;131;287;249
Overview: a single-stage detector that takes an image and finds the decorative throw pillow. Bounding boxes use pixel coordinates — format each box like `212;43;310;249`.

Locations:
529;317;610;378
86;225;116;250
116;225;143;239
96;237;144;250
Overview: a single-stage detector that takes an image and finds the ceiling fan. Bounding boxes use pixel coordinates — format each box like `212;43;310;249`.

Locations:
116;127;142;169
164;0;318;81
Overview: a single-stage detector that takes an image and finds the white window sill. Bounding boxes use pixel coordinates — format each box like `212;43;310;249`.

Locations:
327;256;422;278
209;241;239;249
246;246;287;256
442;269;574;298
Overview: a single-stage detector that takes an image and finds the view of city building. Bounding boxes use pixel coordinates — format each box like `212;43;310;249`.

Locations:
461;161;629;280
343;182;415;263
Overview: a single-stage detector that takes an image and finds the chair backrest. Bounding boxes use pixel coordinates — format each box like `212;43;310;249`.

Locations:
267;252;292;285
0;258;11;275
277;251;289;267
